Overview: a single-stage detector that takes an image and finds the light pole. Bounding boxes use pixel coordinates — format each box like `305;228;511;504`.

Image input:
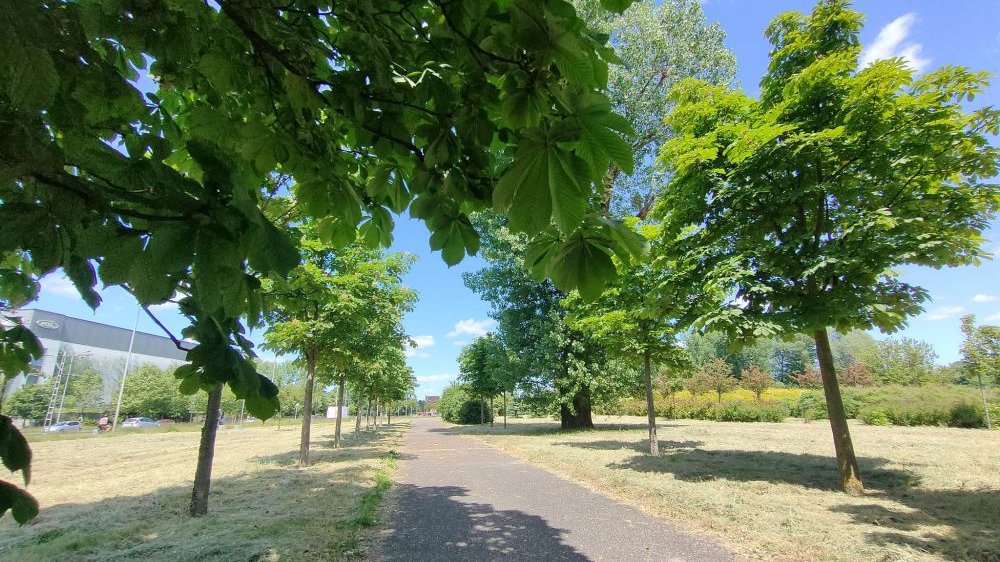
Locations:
55;352;91;423
111;306;141;431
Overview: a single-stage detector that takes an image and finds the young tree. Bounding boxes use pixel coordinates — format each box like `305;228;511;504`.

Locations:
793;366;823;389
839;363;875;387
65;368;105;418
687;359;737;404
458;335;510;426
741;365;773;402
3;382;51;427
120;364;189;419
960;314;1000;429
659;0;999;493
265;238;412;465
869;338;938;385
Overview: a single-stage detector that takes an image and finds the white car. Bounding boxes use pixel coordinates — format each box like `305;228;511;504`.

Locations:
121;417;160;429
45;421;83;433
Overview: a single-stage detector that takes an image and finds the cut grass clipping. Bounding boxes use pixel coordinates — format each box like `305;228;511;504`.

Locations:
0;418;405;562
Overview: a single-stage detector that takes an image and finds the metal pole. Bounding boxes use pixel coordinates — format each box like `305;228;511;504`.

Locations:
111;307;141;431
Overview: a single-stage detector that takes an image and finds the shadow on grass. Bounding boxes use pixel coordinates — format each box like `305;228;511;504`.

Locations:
0;436;395;561
251;429;415;466
380;484;587;561
553;439;703;452
610;449;918;491
427;420;685;438
832;488;1000;562
611;448;998;562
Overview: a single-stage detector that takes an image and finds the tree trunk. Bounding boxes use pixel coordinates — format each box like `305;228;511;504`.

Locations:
490;396;494;427
503;392;507;429
387;402;392;426
366;398;372;430
643;352;658;456
480;397;485;424
978;373;993;430
814;329;864;495
355;389;363;434
190;383;222;517
299;352;316;467
560;386;594;429
334;374;345;448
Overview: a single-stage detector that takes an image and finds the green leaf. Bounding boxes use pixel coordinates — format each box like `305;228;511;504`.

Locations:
0;481;39;525
599;0;634;14
493;127;591;235
64;257;101;310
0;416;31;484
546;233;618;301
5;46;59;111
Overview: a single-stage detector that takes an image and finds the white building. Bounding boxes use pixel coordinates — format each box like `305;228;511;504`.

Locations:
4;309;189;402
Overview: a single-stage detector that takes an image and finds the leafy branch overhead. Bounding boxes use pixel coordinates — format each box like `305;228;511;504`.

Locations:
0;0;638;521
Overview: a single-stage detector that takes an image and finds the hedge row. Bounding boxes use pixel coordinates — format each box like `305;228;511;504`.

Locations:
602;385;998;428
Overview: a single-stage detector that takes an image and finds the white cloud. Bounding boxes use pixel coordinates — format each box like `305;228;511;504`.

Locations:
39;275;80;298
985;312;1000;323
447;318;495;338
860;13;931;74
972;294;998;303
148;301;179;312
405;335;435;358
415;373;456;384
925;305;964;321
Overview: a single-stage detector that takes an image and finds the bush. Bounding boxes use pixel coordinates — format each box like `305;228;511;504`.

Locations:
438;384;493;425
603;396;788;423
859;408;890;426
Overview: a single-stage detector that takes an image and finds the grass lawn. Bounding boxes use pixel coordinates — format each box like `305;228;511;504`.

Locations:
0;418;405;561
455;416;998;562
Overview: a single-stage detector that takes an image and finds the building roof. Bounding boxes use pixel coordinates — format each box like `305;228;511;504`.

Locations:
16;308;189;362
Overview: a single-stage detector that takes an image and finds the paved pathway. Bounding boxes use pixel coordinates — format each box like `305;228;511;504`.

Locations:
378;418;732;561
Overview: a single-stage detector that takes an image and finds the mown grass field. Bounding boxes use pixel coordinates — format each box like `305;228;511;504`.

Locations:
0;418;404;561
456;416;999;562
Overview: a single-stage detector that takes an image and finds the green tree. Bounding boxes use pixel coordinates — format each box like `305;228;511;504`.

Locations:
458;335;510;426
1;0;643;521
659;0;999;493
960;314;1000;429
869;338;938;386
121;364;189;419
3;382;51;426
65;369;105;417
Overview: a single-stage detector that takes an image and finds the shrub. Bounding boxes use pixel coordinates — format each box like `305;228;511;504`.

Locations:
859;408;890;426
792;365;822;388
740;364;773;401
438;384;493;425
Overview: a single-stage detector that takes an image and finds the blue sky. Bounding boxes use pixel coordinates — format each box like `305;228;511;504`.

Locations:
31;1;1000;398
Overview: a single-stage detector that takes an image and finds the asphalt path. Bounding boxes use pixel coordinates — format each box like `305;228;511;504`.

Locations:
378;417;733;561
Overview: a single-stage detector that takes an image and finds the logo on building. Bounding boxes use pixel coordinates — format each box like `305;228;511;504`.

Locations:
36;320;60;330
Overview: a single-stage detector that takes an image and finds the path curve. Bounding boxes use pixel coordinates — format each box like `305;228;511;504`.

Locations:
378;418;733;561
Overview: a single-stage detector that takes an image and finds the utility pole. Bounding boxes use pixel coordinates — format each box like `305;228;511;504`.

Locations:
112;307;141;431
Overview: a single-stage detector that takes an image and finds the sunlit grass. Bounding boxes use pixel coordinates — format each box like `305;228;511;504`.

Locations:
0;418;406;561
457;416;999;562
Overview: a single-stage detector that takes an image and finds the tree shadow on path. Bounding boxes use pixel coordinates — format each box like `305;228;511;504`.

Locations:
380;484;588;561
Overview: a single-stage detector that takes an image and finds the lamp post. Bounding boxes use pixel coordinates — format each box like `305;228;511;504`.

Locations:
111;306;141;431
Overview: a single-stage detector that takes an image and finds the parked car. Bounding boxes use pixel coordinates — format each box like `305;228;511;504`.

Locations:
45;421;83;433
121;417;160;429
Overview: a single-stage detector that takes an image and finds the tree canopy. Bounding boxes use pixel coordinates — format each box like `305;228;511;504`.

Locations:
657;0;1000;493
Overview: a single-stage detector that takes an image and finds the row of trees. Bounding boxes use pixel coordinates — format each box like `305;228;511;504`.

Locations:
464;0;999;496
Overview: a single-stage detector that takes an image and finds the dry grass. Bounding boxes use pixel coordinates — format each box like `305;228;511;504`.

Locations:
456;416;999;562
0;418;406;561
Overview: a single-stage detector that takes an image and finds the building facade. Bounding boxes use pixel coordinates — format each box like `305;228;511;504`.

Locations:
4;308;189;403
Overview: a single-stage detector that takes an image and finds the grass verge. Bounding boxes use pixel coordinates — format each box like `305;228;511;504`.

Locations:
454;416;999;562
0;418;408;561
